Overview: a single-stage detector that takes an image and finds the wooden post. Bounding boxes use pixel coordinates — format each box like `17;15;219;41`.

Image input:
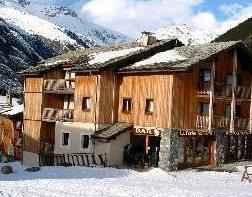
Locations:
230;50;237;133
249;79;252;132
208;60;215;132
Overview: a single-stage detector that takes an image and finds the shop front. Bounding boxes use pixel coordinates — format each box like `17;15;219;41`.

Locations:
130;127;162;167
177;130;215;169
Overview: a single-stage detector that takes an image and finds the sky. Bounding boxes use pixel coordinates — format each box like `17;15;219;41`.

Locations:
32;0;252;37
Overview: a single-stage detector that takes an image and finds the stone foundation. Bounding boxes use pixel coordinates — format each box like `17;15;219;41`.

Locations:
159;129;179;171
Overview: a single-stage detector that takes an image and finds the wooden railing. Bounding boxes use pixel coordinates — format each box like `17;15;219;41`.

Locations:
44;79;75;94
196;115;209;129
236;86;251;99
40;153;107;167
214;117;230;129
235;118;250;130
42;108;74;122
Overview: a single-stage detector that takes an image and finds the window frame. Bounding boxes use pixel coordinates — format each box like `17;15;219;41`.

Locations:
145;98;154;115
122;98;132;114
61;131;70;148
82;97;91;112
80;134;90;149
197;102;210;116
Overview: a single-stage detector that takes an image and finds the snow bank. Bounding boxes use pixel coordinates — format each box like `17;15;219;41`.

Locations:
0;162;251;197
0;96;23;115
88;47;144;65
132;49;187;67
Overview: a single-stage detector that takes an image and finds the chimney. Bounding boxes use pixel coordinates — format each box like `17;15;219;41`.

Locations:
141;31;157;46
6;88;12;106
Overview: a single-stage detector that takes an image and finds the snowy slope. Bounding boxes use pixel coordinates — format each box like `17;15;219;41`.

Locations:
2;0;130;46
152;25;217;45
0;162;251;197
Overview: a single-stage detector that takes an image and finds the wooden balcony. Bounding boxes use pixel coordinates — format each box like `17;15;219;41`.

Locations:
44;79;75;94
42;108;74;122
196;115;209;129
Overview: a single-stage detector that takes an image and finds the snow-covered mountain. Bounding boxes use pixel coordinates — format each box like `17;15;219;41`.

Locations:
152;25;217;46
0;0;130;95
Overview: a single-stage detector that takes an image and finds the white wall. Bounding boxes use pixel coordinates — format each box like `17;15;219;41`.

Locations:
54;122;95;155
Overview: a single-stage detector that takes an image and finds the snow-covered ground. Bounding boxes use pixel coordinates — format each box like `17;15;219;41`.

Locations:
0;162;251;197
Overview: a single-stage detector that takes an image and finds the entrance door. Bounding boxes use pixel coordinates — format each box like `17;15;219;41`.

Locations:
148;136;160;167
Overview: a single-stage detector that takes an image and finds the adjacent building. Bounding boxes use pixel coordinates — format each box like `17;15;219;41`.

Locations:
19;35;252;170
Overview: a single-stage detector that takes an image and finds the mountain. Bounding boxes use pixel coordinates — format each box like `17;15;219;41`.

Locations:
214;17;252;52
0;0;130;95
151;25;217;46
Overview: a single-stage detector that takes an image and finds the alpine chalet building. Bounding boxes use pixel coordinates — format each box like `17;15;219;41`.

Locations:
19;34;252;170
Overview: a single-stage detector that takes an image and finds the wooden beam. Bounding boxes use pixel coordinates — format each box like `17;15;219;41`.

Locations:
230;49;237;133
208;60;215;132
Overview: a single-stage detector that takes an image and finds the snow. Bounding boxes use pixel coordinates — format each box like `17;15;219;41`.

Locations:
88;47;144;65
132;49;187;67
0;96;23;115
0;6;77;44
152;25;217;46
0;162;251;197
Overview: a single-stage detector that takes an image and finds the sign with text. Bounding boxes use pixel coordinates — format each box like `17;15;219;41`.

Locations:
133;127;163;136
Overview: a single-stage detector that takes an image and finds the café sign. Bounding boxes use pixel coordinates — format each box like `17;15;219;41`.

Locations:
133;127;164;136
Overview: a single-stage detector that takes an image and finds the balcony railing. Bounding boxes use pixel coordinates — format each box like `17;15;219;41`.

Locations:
196;115;250;130
42;108;74;122
214;117;230;129
234;118;250;130
198;84;251;100
44;79;75;94
196;115;209;129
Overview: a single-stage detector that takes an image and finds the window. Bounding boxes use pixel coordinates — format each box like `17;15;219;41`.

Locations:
62;132;69;146
145;99;154;114
82;97;91;111
227;74;242;86
198;103;209;116
235;105;241;118
122;98;132;113
225;105;241;118
81;135;89;149
199;69;211;90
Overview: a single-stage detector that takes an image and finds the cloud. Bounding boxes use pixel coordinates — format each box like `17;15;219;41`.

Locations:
80;0;204;37
79;0;252;37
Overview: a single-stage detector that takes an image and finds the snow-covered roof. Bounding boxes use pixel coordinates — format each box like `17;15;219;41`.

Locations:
88;47;144;65
0;96;23;116
120;41;247;72
19;39;178;75
132;49;187;68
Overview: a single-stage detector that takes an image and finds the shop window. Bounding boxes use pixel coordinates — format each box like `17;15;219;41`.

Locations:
198;103;209;116
122;98;132;113
62;132;69;146
82;97;91;111
199;69;211;90
81;135;89;149
145;99;154;114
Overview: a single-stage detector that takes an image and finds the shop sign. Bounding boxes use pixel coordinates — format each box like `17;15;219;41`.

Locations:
226;130;252;136
133;127;163;136
178;130;212;136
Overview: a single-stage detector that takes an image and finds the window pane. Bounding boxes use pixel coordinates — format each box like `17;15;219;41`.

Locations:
146;99;154;113
123;99;132;112
204;71;211;82
82;97;91;110
225;105;231;118
82;135;89;148
62;133;69;146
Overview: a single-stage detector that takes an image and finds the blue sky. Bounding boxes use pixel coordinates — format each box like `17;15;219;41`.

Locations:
39;0;252;37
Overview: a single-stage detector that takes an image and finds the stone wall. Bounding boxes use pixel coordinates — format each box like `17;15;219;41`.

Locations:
159;129;179;171
215;132;226;164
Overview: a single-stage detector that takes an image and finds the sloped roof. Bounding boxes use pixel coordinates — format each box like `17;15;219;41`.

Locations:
93;122;133;140
19;39;179;76
119;41;250;73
